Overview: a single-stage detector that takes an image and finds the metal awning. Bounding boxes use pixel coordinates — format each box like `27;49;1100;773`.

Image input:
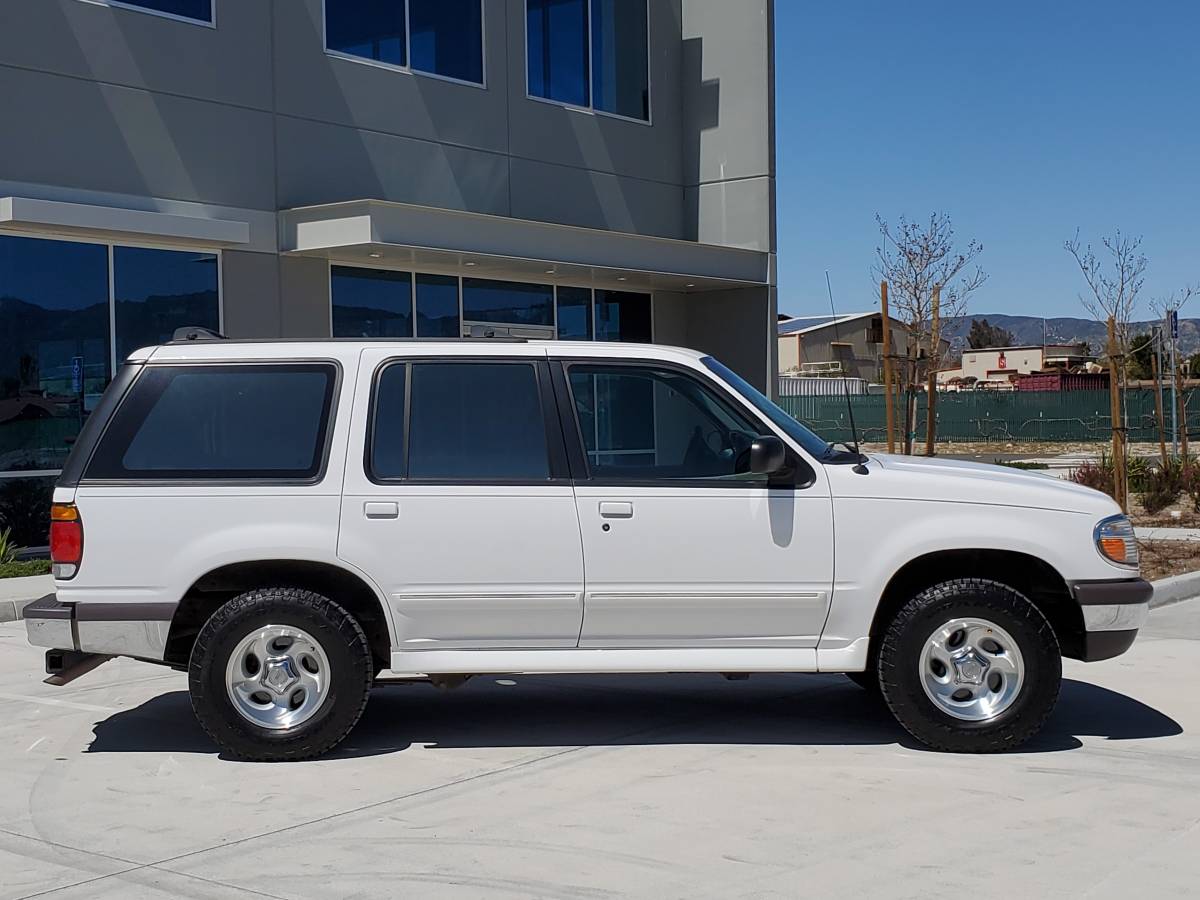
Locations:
0;196;250;247
279;199;770;294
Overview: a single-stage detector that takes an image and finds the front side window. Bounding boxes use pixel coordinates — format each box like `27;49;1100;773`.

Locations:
326;0;484;84
568;365;766;482
370;361;550;481
527;0;649;121
332;266;413;337
87;364;337;480
102;1;213;24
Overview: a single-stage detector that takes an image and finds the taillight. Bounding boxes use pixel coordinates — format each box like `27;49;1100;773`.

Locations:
50;503;82;579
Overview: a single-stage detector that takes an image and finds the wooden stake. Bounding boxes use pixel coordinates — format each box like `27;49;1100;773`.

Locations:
925;286;941;456
1107;316;1127;512
881;281;895;454
1151;340;1167;466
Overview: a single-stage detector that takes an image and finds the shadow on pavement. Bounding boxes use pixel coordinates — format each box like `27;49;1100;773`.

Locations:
85;674;1182;760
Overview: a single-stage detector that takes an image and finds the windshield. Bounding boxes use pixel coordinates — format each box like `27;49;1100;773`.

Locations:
701;356;834;460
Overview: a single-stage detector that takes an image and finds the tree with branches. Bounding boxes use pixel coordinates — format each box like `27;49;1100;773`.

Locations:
1065;229;1147;352
873;212;987;453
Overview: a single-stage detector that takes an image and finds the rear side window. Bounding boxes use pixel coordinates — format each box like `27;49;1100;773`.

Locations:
86;364;337;480
369;360;551;481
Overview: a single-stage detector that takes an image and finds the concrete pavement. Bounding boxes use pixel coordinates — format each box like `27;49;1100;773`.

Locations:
1;602;1198;900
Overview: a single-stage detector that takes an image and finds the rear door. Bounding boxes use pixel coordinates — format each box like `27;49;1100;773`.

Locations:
337;349;585;650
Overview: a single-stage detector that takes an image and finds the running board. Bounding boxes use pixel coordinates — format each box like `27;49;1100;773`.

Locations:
390;647;819;676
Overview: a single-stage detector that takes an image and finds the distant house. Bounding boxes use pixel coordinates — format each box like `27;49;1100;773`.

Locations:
937;344;1096;389
778;312;944;383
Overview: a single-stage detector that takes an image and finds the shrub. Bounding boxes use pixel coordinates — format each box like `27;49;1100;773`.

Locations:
1142;462;1184;514
0;559;51;579
1071;456;1115;498
994;460;1049;470
0;527;21;565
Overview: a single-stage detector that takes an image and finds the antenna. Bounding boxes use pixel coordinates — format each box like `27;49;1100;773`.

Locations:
824;271;868;473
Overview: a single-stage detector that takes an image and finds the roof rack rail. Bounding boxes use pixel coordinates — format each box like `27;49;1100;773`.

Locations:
171;326;227;343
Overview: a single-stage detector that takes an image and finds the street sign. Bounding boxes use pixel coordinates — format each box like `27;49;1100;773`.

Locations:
1169;309;1179;339
71;356;83;394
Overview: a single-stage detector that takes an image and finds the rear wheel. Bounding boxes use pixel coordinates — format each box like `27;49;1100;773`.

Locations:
877;578;1061;753
189;587;373;761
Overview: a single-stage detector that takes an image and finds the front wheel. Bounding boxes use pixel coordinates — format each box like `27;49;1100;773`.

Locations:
877;578;1061;753
189;587;373;761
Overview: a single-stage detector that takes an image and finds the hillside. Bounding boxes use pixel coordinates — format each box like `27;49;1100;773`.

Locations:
940;313;1200;357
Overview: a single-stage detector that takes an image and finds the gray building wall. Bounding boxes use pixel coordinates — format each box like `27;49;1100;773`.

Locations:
0;0;776;385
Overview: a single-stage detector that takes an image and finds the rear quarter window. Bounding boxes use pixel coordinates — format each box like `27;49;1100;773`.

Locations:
85;363;337;480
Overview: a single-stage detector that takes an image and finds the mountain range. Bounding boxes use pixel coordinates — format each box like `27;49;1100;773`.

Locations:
939;314;1200;357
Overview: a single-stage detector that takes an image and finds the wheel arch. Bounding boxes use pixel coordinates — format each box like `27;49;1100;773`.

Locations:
165;559;393;672
867;549;1084;661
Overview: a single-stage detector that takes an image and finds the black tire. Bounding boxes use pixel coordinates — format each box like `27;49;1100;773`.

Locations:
877;578;1061;753
189;587;373;761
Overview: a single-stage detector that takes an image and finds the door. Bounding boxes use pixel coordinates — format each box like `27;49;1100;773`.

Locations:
338;351;585;650
561;360;834;648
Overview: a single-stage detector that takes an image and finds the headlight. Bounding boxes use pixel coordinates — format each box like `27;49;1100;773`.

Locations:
1095;514;1138;568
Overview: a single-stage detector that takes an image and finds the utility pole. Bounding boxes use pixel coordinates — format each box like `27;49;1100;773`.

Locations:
925;286;941;456
880;281;896;454
1107;316;1127;512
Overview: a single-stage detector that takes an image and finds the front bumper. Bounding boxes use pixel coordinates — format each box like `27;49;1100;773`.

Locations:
1071;577;1153;662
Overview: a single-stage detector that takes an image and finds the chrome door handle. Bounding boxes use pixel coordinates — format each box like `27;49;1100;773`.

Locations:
364;501;399;519
599;501;634;519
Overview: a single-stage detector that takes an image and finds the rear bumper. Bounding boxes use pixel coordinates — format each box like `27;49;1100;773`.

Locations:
1070;578;1153;662
24;594;174;661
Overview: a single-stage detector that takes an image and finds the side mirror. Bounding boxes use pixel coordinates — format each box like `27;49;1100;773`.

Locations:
749;435;787;475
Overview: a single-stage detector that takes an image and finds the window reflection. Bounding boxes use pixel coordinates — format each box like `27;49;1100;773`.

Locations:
415;274;460;337
111;0;213;23
409;0;484;83
591;0;649;120
332;267;413;337
556;286;592;339
595;290;652;342
326;0;407;67
463;278;554;327
0;235;110;475
527;0;589;107
115;247;218;363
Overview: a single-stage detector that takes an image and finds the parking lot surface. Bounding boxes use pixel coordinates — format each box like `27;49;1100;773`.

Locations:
2;601;1198;900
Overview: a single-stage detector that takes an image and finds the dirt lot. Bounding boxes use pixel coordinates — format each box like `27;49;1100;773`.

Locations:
1137;540;1200;581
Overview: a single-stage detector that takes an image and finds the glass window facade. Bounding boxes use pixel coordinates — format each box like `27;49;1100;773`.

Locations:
590;0;649;121
108;0;213;23
1;234;222;545
527;0;650;121
526;0;589;107
325;0;484;84
555;286;592;339
415;274;460;337
326;0;407;67
409;0;484;83
462;278;554;327
332;266;413;337
114;248;218;362
595;290;652;342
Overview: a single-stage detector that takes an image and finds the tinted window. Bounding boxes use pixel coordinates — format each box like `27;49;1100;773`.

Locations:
114;248;218;362
415;274;460;337
408;363;548;480
0;235;110;474
332;266;413;337
569;365;764;481
595;290;651;342
370;363;407;480
556;286;592;340
462;278;554;327
112;0;213;22
326;0;407;66
527;0;589;107
409;0;483;83
87;365;336;480
591;0;649;120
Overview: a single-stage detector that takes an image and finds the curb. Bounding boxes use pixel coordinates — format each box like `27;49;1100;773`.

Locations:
1149;570;1200;610
0;574;56;624
0;597;37;624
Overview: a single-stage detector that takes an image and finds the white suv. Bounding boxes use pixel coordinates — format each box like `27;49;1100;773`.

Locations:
24;337;1151;760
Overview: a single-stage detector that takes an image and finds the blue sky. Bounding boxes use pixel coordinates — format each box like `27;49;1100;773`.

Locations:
774;1;1200;321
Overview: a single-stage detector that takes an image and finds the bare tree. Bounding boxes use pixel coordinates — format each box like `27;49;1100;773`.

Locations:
1065;229;1147;350
872;212;987;453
